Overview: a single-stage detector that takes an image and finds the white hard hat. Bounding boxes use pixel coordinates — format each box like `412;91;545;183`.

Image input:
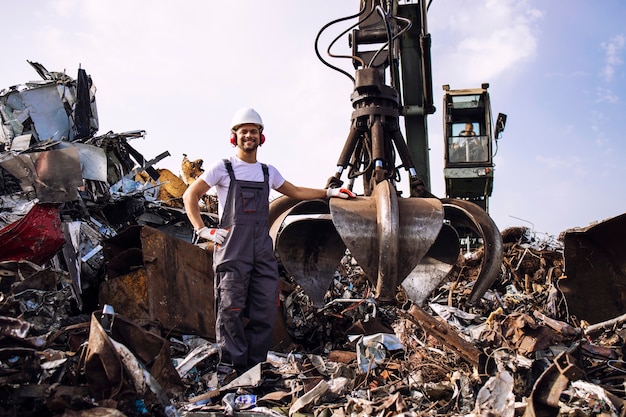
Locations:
231;107;264;131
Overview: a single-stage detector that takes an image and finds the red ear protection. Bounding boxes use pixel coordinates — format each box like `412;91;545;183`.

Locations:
230;132;266;145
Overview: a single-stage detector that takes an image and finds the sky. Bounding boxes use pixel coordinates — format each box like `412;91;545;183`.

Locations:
2;0;625;237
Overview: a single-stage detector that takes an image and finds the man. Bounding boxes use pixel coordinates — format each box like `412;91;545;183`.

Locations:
459;122;476;137
452;122;485;162
183;107;355;382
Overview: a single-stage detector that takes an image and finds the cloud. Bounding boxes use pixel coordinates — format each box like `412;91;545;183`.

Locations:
595;87;619;103
429;0;543;85
545;70;587;79
589;110;612;148
600;34;625;82
590;109;608;124
535;154;582;170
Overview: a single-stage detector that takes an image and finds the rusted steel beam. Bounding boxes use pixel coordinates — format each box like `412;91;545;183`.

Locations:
404;304;481;367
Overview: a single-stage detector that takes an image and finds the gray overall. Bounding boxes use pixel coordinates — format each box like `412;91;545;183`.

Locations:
213;159;279;374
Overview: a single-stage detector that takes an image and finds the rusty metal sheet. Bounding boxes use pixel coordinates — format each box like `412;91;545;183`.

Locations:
522;349;585;417
560;212;626;324
107;313;184;396
101;226;215;338
99;268;150;323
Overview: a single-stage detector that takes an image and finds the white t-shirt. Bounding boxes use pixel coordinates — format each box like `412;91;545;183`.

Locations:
199;155;286;220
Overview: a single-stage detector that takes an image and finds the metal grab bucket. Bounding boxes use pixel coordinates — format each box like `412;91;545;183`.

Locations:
330;181;449;303
270;181;461;306
270;199;346;307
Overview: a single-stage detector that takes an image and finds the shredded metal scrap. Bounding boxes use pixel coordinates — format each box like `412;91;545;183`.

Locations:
0;62;624;416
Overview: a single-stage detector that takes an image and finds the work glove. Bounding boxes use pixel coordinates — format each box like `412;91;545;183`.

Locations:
326;187;356;199
196;227;229;245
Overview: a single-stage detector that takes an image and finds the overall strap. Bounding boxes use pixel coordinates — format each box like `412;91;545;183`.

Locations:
261;163;269;183
223;159;236;181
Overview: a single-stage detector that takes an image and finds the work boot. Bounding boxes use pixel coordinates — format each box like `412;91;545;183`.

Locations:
217;363;238;387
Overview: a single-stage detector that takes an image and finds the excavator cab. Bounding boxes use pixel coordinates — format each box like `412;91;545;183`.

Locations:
442;83;506;212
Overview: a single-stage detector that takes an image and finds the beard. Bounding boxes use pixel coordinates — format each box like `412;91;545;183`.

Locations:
239;141;259;153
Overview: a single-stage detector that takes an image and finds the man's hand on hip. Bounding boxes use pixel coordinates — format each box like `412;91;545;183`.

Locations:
196;227;229;245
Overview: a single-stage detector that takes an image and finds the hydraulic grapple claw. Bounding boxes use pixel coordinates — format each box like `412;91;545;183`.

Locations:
441;198;504;304
330;181;446;303
270;182;476;307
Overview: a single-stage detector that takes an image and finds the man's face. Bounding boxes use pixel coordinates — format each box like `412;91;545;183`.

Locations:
235;123;261;153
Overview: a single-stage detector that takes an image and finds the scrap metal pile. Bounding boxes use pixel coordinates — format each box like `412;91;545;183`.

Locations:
1;63;625;417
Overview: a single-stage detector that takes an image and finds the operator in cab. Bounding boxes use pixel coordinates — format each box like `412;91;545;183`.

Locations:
460;122;476;137
452;122;486;162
